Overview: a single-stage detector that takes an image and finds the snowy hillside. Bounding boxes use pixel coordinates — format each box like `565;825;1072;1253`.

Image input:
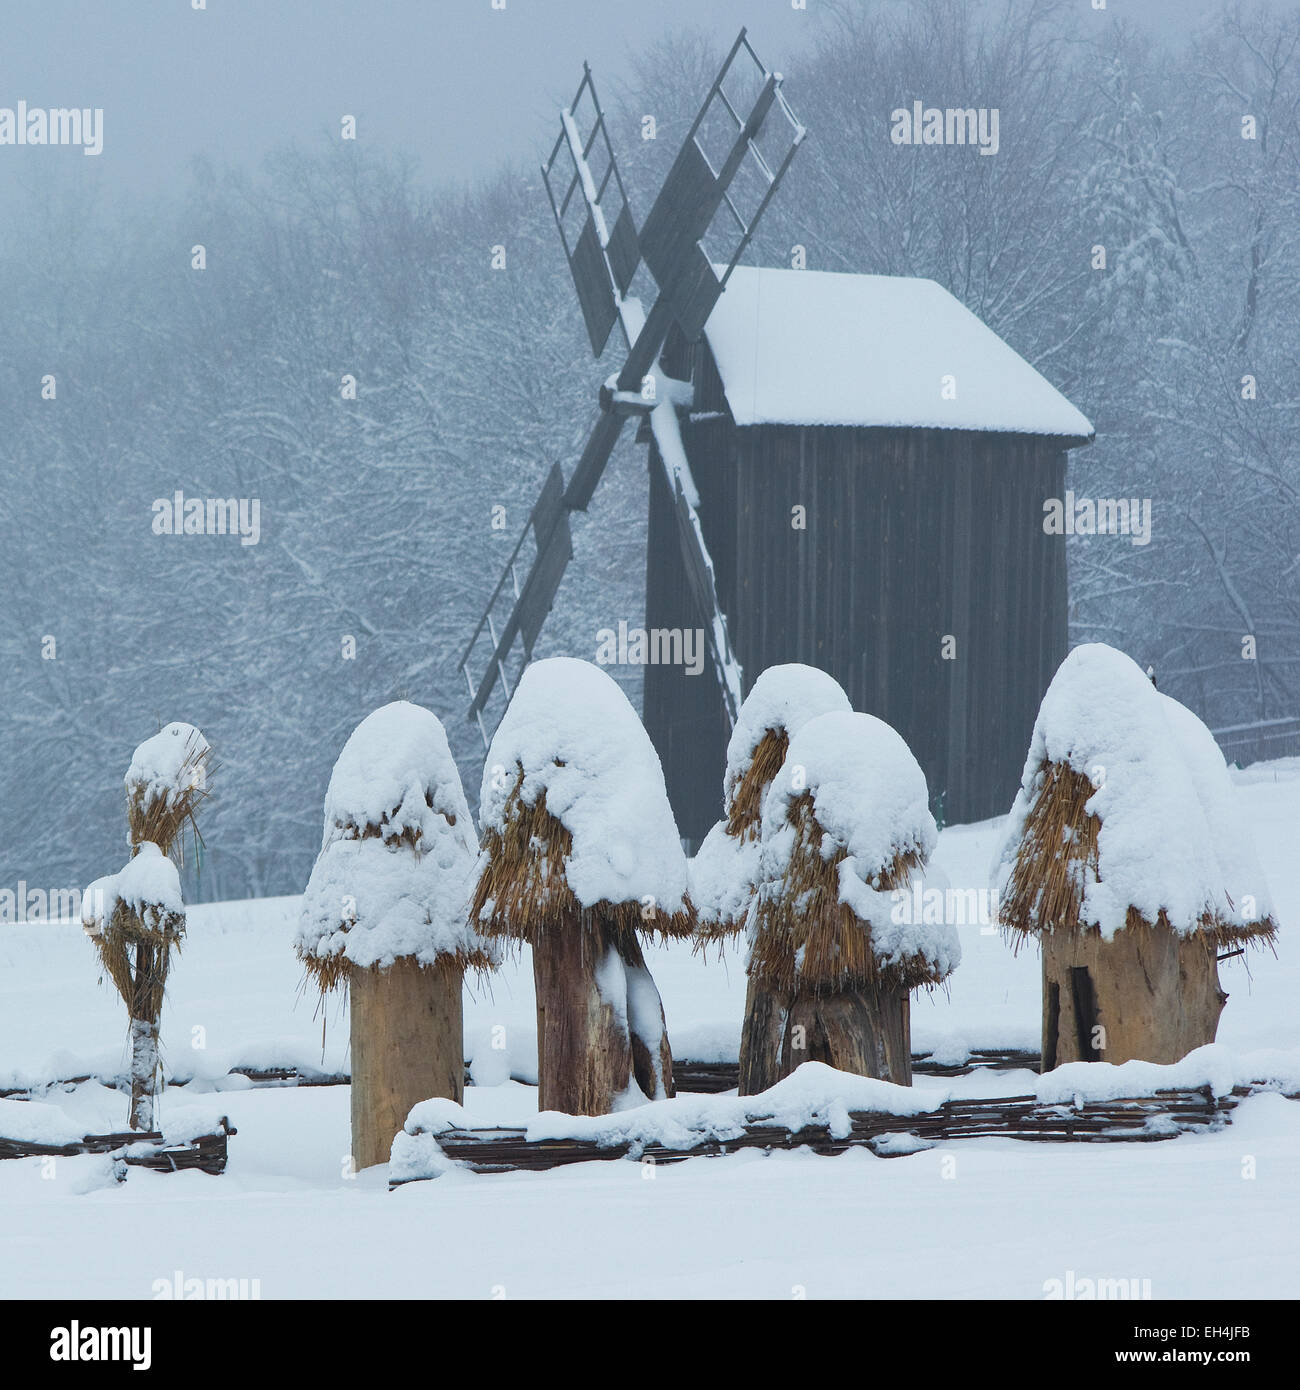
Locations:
1;760;1296;1299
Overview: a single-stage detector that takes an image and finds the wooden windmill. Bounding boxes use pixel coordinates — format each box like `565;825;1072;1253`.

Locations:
460;29;1094;843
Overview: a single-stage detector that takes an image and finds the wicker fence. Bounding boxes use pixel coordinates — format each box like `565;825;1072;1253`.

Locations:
0;1118;234;1174
1212;716;1300;768
394;1086;1257;1182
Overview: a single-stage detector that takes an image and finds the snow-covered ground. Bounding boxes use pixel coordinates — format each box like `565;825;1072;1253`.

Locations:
2;760;1297;1299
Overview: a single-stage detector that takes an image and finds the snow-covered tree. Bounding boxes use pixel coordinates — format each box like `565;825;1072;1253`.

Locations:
2;1;1297;910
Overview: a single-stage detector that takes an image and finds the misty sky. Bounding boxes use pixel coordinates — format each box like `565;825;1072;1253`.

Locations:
1;0;1241;198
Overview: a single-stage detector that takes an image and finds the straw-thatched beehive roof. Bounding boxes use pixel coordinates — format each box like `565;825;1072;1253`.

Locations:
996;644;1277;949
748;710;958;993
723;664;852;838
692;664;851;939
296;702;496;992
473;658;694;943
88;720;209;1021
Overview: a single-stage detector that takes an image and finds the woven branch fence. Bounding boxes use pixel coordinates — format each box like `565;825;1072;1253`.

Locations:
0;1117;234;1175
391;1086;1279;1183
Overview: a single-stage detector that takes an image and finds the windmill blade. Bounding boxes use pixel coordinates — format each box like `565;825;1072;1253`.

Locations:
460;69;642;747
542;63;641;359
458;464;572;745
565;31;807;510
540;62;649;513
563;408;627;513
637;28;805;342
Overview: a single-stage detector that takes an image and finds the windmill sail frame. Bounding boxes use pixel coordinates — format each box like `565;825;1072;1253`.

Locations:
459;29;804;747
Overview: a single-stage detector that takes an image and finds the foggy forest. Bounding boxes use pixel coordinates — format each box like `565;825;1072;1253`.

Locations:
3;0;1297;902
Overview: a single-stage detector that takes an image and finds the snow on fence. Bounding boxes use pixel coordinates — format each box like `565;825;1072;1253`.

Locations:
387;1043;1300;1182
1212;716;1300;767
390;1088;1244;1182
0;1117;234;1175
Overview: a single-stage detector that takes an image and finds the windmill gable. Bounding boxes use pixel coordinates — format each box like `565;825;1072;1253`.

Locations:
702;266;1093;441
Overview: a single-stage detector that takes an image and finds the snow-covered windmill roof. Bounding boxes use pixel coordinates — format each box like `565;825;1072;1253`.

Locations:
703;266;1094;440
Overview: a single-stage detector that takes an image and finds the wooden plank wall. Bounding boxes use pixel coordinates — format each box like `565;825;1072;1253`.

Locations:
724;422;1068;826
642;336;1071;837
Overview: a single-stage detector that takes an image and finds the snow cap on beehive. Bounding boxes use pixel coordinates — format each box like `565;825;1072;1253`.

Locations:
692;664;851;939
995;644;1277;946
296;701;495;991
472;658;694;942
1156;692;1276;934
749;710;957;991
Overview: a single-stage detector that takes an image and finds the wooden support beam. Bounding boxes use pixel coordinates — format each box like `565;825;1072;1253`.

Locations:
349;958;463;1172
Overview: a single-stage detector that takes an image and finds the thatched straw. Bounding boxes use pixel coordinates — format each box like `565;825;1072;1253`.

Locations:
1000;760;1278;951
102;723;208;1028
87;726;210;1128
693;904;751;949
126;738;213;864
93;899;186;1025
327;820;426;852
748;793;940;994
472;771;696;947
693;727;788;950
299;942;353;995
725;727;789;842
297;921;496;996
